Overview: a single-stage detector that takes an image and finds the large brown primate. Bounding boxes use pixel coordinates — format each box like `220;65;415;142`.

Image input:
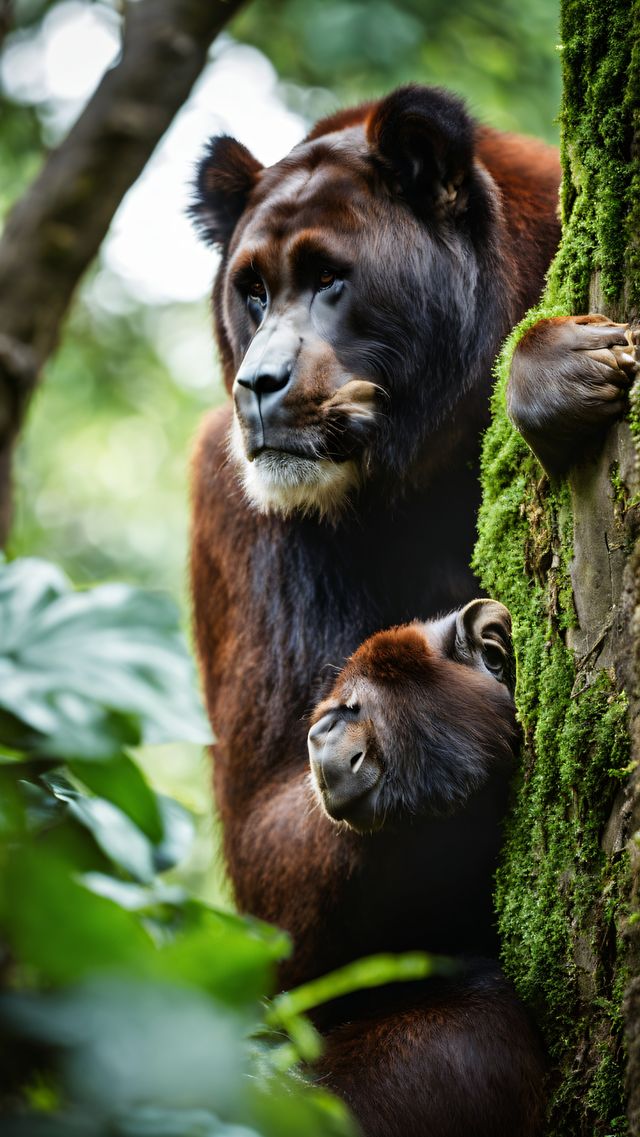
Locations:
189;85;634;1136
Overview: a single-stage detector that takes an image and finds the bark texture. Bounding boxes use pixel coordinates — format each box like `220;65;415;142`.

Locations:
0;2;12;54
474;1;640;1133
0;0;245;544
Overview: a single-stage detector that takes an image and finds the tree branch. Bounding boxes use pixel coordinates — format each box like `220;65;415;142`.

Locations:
0;1;12;54
0;0;246;542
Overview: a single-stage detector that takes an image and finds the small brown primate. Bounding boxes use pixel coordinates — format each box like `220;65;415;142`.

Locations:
304;600;545;1136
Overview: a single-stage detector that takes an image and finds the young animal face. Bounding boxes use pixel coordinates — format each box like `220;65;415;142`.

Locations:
307;599;518;833
192;87;507;518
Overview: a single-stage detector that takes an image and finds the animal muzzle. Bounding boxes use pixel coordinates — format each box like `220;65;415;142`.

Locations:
308;707;383;830
232;321;300;458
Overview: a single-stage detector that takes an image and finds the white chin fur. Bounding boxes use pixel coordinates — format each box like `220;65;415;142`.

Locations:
229;418;359;519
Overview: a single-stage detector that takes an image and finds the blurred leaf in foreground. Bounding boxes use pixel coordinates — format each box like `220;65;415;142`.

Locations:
3;979;247;1116
0;557;212;759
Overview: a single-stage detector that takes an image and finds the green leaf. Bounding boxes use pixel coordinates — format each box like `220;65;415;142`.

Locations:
3;979;247;1118
20;776;68;830
249;1071;358;1137
267;951;457;1026
115;1110;262;1137
69;754;163;843
42;773;157;883
19;773;195;882
153;795;195;872
0;556;68;645
0;768;25;837
1;846;152;983
0;741;35;763
0;1113;262;1137
81;873;186;911
0;558;212;760
147;902;291;1005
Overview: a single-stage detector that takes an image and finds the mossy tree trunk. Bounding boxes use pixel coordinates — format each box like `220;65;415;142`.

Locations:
474;1;640;1133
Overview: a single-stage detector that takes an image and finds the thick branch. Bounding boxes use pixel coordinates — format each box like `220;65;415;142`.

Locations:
0;1;12;54
0;0;245;542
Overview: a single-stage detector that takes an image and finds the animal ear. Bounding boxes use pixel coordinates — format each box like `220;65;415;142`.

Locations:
455;599;515;691
190;135;263;250
366;85;475;219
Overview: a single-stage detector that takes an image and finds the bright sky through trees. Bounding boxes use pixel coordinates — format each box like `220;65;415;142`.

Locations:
1;1;307;303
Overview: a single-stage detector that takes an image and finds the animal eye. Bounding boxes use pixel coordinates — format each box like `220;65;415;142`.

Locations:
482;643;504;677
247;278;267;306
318;268;338;291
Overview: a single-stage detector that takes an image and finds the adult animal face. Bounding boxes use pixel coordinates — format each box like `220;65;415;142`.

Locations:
191;87;508;518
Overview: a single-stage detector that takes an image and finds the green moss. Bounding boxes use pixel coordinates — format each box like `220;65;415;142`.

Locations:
473;4;638;1125
552;0;640;309
628;377;640;444
610;462;625;508
475;333;631;1133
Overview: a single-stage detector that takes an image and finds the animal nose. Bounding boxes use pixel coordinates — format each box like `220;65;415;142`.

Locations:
308;708;380;813
235;359;292;396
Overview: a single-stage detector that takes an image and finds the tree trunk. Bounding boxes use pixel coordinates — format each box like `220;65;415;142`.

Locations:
0;0;246;545
474;1;640;1133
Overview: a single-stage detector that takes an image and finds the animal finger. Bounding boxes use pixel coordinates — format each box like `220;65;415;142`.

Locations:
611;343;638;376
584;347;636;379
571;322;629;350
573;314;619;326
580;376;628;407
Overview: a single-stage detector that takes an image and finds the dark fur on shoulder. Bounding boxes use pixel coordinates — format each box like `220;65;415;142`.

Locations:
318;968;545;1137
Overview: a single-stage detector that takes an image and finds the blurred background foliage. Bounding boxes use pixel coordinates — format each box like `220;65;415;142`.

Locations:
236;0;562;140
0;0;563;906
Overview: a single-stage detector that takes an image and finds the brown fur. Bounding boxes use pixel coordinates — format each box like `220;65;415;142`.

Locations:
318;971;545;1137
508;314;638;473
190;87;558;1135
335;624;435;685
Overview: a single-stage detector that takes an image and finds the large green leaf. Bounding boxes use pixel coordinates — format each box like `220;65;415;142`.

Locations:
0;558;212;759
148;902;291;1005
1;978;357;1136
43;773;157;882
1;846;153;983
69;754;163;843
80;872;187;911
1;1113;262;1137
3;979;247;1118
154;794;197;872
39;773;194;881
1;836;288;996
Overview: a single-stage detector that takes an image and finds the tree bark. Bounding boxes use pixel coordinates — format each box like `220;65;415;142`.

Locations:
0;0;246;544
0;1;12;54
475;1;640;1133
